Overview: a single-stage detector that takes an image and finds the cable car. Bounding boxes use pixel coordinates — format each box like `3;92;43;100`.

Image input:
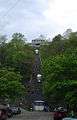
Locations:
32;100;45;111
35;49;39;54
37;74;42;83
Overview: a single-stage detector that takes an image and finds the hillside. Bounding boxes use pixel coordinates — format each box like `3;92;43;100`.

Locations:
40;32;77;110
0;33;34;105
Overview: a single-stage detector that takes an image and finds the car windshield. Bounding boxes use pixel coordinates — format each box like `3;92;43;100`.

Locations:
34;101;45;106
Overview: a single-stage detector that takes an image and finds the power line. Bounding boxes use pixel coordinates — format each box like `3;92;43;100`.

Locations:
0;0;22;32
2;0;22;18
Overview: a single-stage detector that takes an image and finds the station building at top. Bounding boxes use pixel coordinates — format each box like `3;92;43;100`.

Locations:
31;35;50;47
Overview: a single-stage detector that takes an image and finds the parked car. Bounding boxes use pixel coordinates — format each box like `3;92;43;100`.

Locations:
63;110;77;119
54;107;67;120
63;117;77;120
0;105;8;120
11;107;21;115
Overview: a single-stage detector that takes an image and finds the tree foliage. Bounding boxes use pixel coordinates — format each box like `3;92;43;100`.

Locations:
0;68;25;101
41;31;77;110
0;33;34;103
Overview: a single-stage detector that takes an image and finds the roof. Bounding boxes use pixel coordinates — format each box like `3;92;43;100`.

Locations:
34;100;45;103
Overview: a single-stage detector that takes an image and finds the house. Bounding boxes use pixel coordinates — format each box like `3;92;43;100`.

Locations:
31;35;50;47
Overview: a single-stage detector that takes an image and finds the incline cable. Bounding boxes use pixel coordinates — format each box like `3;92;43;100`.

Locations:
0;0;22;32
1;0;22;18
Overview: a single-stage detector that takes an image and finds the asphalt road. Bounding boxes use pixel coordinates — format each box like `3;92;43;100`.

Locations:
8;111;53;120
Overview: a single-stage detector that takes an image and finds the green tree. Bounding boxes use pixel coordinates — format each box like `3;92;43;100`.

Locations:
0;33;34;103
0;68;25;102
0;35;7;45
12;33;26;43
52;34;62;42
0;35;7;65
41;49;77;108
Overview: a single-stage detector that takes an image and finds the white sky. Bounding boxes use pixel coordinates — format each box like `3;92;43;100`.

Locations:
44;0;77;28
0;0;77;41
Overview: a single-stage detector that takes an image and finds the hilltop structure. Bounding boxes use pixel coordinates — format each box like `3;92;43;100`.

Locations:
31;35;50;47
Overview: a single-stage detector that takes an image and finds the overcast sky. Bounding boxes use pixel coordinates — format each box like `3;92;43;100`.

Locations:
0;0;77;42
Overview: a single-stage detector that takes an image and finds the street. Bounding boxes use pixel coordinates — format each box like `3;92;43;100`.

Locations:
8;110;53;120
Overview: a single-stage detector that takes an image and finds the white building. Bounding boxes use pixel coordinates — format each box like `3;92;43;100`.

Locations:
31;35;49;47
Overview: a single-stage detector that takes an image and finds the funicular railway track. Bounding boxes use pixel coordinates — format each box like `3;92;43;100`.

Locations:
27;52;43;106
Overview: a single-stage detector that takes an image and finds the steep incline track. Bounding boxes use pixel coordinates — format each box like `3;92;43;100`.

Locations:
26;52;44;107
